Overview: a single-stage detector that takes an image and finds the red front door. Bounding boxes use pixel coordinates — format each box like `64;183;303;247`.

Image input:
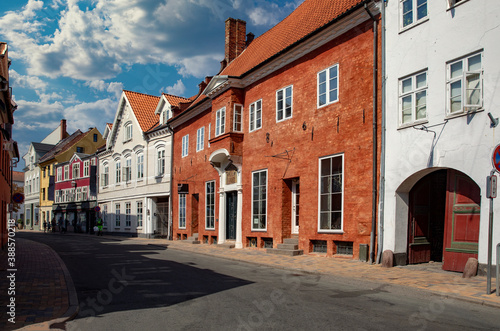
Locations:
443;170;481;272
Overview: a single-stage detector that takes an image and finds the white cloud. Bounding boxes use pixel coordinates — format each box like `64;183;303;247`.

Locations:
10;69;47;91
162;79;186;96
178;54;222;78
64;98;117;133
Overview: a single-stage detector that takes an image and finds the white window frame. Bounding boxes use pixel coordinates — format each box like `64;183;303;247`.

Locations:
57;167;62;182
249;100;262;132
64;165;69;181
125;202;131;227
157;147;166;176
123;157;132;182
318;154;344;233
215;107;226;136
83;160;90;177
137;153;144;179
233;104;243;132
196;127;205;152
124;122;133;141
115;203;121;227
446;52;483;116
72;163;80;179
276;85;293;122
205;181;215;230
182;135;189;158
317;64;339;108
101;163;109;187
251;169;267;231
400;0;428;30
137;201;143;227
179;194;186;229
399;70;428;126
115;160;121;184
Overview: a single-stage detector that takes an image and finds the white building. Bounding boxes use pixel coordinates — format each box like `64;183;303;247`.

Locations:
22;120;67;230
383;0;500;273
98;90;191;238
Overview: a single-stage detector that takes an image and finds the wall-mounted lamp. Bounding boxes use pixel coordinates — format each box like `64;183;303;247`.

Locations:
488;112;498;128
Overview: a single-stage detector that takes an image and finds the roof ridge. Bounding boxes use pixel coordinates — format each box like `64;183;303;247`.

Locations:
123;90;160;98
161;92;191;100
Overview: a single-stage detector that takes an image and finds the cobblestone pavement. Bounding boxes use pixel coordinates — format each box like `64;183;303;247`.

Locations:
2;231;498;330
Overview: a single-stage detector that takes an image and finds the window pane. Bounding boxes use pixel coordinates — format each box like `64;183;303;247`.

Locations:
416;91;426;119
319;71;326;84
402;95;412;123
321;176;330;194
331;193;342;211
402;78;412;93
319;94;326;106
329;89;338;102
320;212;330;230
321;158;331;176
253;173;259;187
466;73;481;106
416;73;426;89
260;172;266;185
450;81;462;112
329;66;337;79
416;0;427;20
403;12;413;27
320;195;330;211
331;175;342;193
259;215;266;229
331;156;342;174
260;186;266;200
468;54;481;71
450;61;463;79
331;212;342;229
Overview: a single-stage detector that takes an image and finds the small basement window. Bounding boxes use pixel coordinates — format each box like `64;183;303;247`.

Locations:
248;237;257;248
335;241;353;255
311;240;327;253
203;235;209;244
262;237;273;248
211;236;217;244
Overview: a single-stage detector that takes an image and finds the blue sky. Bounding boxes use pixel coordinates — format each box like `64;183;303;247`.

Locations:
1;0;303;170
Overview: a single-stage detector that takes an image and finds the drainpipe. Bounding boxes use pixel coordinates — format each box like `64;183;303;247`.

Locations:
166;125;174;241
365;2;378;264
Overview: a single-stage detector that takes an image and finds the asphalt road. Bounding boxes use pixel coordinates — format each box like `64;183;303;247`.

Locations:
22;232;500;331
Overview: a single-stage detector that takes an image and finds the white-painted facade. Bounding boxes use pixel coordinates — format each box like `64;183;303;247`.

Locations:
383;0;500;269
98;92;173;238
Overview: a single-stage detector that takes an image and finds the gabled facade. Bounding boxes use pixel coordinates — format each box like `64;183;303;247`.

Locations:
170;0;382;260
0;42;19;248
53;153;98;233
22;119;67;230
383;0;500;273
38;127;104;230
97;90;190;238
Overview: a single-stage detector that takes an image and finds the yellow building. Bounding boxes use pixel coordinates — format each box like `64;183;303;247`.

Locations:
38;127;105;229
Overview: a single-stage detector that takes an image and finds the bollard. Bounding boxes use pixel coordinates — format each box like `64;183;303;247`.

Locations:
497;243;499;296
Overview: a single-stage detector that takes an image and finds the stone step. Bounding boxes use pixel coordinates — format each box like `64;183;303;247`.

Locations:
277;243;299;250
216;242;235;249
283;238;299;245
266;248;303;256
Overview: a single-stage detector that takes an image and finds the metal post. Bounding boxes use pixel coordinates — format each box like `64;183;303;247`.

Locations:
487;169;495;294
496;243;499;296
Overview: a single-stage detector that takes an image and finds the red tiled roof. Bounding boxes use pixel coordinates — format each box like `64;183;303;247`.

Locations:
221;0;367;77
162;93;192;108
12;171;24;182
106;123;113;130
124;90;161;132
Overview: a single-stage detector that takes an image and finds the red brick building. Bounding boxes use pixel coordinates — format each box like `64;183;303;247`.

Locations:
170;0;381;259
0;42;19;248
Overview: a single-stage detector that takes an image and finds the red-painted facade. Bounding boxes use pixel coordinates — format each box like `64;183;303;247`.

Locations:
171;1;381;259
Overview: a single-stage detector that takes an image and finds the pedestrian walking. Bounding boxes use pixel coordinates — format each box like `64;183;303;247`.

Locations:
96;218;103;236
51;218;56;233
43;221;47;233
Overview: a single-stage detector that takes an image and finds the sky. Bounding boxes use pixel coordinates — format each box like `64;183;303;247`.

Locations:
1;0;304;171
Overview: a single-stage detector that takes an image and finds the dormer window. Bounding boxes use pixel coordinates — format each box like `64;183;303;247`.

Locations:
162;108;171;125
124;122;133;141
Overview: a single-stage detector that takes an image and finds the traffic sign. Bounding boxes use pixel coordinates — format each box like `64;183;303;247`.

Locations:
487;175;497;199
94;206;101;212
493;144;500;173
12;192;24;204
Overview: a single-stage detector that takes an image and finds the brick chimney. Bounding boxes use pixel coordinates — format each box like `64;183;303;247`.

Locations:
60;119;66;140
225;18;246;64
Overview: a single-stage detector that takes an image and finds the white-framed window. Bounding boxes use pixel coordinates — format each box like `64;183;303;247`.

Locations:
318;154;343;232
137;153;144;179
125;202;131;227
84;160;90;177
399;70;427;126
82;187;88;200
115;203;121;227
115;160;121;184
72;163;80;179
276;85;293;122
162;108;171;124
179;194;186;229
76;187;82;201
249;100;262;132
318;64;338;107
182;135;189;157
137;201;143;227
124;122;133;141
197;127;205;152
401;0;427;29
57;168;62;182
216;107;226;136
123;157;132;182
251;169;267;231
157;148;166;176
447;52;483;116
205;181;215;230
101;163;109;187
103;204;108;227
233;104;243;132
64;165;69;180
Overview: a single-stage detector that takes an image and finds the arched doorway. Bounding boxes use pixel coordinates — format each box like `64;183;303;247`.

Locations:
407;169;480;272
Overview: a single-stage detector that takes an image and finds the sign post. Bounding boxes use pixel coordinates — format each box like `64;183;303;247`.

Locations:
487;144;500;294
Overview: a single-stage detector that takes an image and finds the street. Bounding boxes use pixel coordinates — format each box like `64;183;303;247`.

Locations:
21;232;500;331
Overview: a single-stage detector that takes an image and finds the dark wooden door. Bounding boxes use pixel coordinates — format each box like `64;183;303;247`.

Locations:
191;194;199;234
443;170;480;272
226;191;237;240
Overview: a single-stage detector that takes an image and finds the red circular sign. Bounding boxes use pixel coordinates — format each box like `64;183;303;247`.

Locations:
94;206;101;212
12;193;24;204
493;144;500;173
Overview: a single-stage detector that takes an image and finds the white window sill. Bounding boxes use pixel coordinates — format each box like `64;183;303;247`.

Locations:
445;107;484;120
251;229;267;232
399;17;429;34
317;99;339;110
205;228;216;231
318;230;344;234
447;0;469;11
397;119;429;130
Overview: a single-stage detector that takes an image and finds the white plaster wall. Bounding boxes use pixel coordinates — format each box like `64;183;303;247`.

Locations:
384;0;500;264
